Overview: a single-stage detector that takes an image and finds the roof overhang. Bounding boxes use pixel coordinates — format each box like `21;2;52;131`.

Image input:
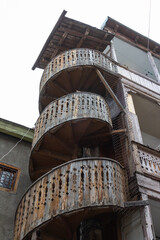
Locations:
32;10;114;70
102;17;160;56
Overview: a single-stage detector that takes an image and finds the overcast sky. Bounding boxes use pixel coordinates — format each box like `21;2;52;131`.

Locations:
0;0;159;128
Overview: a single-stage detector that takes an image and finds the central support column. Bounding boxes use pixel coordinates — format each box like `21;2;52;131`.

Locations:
79;219;103;240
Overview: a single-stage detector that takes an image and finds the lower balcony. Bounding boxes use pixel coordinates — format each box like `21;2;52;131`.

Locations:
14;158;126;240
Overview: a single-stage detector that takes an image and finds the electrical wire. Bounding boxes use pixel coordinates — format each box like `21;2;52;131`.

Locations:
147;0;152;50
0;128;31;161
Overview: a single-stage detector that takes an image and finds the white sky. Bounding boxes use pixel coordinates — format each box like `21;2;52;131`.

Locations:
0;0;159;128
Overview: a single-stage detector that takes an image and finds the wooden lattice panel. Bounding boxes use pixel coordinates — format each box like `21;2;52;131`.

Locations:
14;158;126;240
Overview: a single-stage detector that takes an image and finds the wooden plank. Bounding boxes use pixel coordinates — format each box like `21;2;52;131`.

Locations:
112;129;126;134
76;28;90;48
124;200;149;208
96;69;126;113
147;51;160;82
136;173;160;194
128;112;143;143
140;193;156;240
127;93;136;114
59;27;110;45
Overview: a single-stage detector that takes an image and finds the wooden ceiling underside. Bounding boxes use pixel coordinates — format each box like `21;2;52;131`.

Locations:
32;10;114;70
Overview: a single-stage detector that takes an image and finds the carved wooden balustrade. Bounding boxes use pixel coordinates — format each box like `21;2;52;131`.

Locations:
32;92;112;149
134;143;160;178
14;157;126;240
39;48;118;93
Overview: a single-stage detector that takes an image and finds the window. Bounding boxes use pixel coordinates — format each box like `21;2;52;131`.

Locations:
0;163;20;192
113;37;159;81
131;94;160;149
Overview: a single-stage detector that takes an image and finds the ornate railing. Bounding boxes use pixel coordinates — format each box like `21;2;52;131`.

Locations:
138;147;160;177
14;158;126;240
133;143;160;178
40;48;118;93
32;92;112;149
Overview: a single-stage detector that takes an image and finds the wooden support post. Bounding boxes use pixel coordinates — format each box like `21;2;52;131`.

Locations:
96;69;126;113
140;193;156;240
127;93;136;114
31;230;41;240
147;51;160;83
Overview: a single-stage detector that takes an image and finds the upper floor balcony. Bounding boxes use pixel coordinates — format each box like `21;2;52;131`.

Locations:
39;48;119;112
14;157;126;240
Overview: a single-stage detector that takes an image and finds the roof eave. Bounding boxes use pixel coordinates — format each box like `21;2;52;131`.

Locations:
32;10;67;70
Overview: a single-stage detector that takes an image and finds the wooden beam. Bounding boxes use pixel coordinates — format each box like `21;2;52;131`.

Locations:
53;135;73;154
35;149;70;161
76;28;90;48
112;129;126;135
59;27;110;45
51;32;68;59
124;200;149;208
96;69;126;113
53;81;69;95
96;32;110;50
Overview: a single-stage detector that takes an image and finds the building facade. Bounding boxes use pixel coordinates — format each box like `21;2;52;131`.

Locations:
0;118;33;240
2;11;160;240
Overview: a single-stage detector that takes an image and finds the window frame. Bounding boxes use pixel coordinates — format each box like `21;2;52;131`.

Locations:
0;162;20;193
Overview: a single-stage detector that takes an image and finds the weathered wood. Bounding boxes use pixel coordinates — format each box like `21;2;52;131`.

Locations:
111;129;126;135
76;28;90;48
133;142;160;178
14;158;126;240
140;193;156;240
39;48;118;96
136;173;160;195
59;26;111;45
147;51;160;82
128;112;143;143
127;93;136;114
96;69;126;113
124;200;149;208
32;92;112;149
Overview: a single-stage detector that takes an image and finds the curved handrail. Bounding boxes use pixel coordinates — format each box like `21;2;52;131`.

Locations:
32;91;112;149
39;48;118;93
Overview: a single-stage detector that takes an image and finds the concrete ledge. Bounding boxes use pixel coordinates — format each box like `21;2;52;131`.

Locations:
0;118;34;143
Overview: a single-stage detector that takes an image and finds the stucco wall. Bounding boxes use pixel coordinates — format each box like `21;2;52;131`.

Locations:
0;132;32;240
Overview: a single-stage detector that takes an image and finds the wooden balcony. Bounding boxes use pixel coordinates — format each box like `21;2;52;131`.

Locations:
39;48;119;112
133;142;160;179
14;158;126;240
30;92;112;179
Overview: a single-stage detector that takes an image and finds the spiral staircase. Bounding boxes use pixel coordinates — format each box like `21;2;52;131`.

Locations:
14;12;128;240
